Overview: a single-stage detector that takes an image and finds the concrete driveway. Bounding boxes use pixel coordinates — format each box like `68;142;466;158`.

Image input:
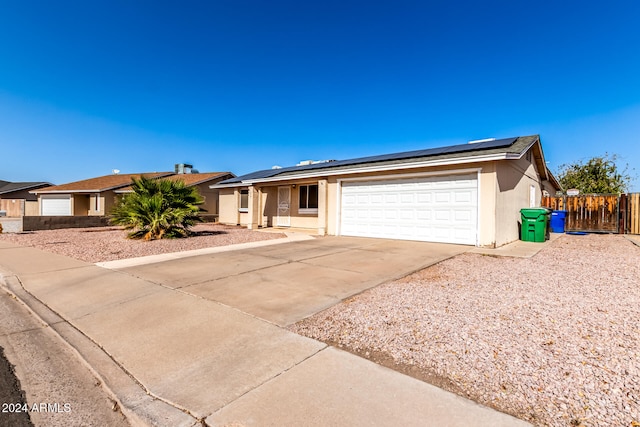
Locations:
1;237;530;426
118;236;467;326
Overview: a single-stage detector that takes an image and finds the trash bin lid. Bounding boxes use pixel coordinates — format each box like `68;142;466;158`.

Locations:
520;208;551;218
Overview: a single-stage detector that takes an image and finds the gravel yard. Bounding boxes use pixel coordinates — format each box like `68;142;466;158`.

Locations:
290;234;640;427
0;224;286;263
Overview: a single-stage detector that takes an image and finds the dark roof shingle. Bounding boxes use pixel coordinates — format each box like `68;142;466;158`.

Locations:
219;135;539;185
0;181;53;195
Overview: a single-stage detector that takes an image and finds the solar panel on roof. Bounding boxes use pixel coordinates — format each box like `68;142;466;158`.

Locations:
474;137;517;149
223;136;521;183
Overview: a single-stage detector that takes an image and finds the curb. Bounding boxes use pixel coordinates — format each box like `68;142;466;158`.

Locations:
97;233;315;269
0;271;199;427
624;235;640;248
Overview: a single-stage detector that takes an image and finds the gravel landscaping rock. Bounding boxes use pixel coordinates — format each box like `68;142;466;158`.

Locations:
0;224;286;263
290;234;640;427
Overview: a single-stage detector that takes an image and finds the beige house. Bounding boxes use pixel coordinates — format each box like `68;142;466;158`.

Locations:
114;172;234;216
31;171;233;217
213;135;561;248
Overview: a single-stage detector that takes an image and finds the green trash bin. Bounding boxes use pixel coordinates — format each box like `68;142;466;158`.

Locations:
520;208;551;242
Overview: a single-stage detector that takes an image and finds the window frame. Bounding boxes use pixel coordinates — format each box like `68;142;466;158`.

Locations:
298;184;318;214
239;189;249;213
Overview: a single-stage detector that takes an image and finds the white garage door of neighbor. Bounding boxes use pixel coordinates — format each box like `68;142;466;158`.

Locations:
340;174;478;245
41;195;72;216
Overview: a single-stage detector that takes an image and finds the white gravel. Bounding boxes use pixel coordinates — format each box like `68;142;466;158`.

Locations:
0;224;286;263
290;234;640;427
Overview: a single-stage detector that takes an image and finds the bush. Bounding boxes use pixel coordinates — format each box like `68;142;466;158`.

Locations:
110;176;204;240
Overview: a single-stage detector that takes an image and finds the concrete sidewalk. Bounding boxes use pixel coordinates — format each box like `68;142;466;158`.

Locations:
0;239;530;427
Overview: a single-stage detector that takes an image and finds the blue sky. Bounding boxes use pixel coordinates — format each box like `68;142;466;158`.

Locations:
1;1;639;190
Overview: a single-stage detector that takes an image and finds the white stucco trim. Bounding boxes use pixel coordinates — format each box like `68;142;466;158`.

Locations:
32;189;103;194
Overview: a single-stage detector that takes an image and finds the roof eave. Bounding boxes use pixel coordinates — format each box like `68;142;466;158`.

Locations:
210;182;251;189
0;183;52;194
221;153;512;186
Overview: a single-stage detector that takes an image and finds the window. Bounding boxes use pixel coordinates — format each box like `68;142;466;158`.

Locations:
299;184;318;213
239;190;249;212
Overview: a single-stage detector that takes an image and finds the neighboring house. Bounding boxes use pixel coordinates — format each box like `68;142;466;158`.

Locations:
114;172;235;216
213;135;561;248
31;170;234;217
0;180;52;216
30;173;174;217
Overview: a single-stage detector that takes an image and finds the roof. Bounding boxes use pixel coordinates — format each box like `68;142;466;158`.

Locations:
114;172;234;193
31;172;174;194
215;135;555;187
0;181;53;195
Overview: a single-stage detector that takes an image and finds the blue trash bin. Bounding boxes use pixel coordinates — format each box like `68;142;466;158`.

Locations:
550;210;567;233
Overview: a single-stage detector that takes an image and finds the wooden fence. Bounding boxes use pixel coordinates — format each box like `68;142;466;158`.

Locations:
542;193;640;234
0;199;25;217
623;193;640;234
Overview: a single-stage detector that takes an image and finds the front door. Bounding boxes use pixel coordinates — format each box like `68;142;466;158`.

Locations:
277;186;291;227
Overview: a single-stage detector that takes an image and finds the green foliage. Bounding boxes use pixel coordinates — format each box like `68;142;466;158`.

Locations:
556;153;632;194
110;176;204;240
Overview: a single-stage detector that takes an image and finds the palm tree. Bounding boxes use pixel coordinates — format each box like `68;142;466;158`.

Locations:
110;176;204;240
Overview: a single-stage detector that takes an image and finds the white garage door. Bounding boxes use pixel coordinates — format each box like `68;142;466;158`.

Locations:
41;195;72;216
340;174;478;245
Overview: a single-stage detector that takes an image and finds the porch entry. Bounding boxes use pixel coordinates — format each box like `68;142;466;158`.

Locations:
277;186;291;227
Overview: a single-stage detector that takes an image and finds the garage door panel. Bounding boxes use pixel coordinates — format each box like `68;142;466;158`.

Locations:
340;174;477;245
400;194;414;203
435;192;450;203
434;210;451;221
455;191;473;203
371;194;383;204
384;210;398;220
400;209;414;220
455;210;473;222
417;193;431;203
416;210;431;220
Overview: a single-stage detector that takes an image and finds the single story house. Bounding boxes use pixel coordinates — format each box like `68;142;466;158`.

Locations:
114;172;235;216
31;170;233;217
0;180;52;216
213;135;561;248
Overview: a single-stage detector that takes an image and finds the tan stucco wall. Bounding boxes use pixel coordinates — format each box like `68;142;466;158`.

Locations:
86;194;105;216
542;180;559;196
217;155;549;247
218;188;240;224
194;184;219;215
494;155;544;247
219;183;322;229
73;194;90;216
25;201;38;216
261;187;277;227
83;192;118;216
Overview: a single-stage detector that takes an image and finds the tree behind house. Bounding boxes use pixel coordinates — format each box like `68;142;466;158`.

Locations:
110;176;204;240
556;154;632;194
